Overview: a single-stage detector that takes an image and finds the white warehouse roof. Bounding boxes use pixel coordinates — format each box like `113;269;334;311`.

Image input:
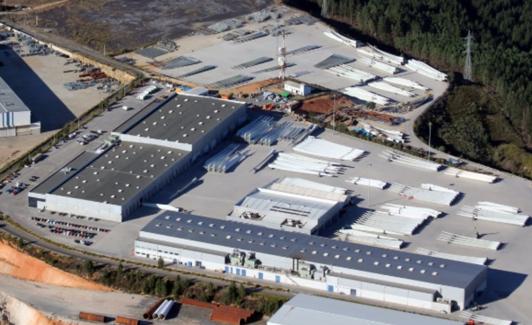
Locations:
268;294;462;325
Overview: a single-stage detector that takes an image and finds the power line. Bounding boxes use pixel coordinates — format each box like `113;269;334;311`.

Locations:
464;30;473;81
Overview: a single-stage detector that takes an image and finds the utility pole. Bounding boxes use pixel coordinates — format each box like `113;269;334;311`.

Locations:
464;30;473;81
332;93;336;131
321;0;329;18
427;121;432;161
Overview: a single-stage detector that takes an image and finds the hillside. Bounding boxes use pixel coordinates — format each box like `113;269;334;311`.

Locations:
286;0;532;178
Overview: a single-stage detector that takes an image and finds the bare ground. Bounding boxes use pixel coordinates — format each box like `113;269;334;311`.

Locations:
7;0;272;53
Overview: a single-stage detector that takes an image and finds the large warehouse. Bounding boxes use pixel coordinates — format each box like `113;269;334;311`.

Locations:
135;212;487;312
28;94;247;221
0;76;40;137
268;294;462;325
229;178;349;234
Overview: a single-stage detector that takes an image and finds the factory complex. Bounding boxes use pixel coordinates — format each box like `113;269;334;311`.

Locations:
28;93;247;221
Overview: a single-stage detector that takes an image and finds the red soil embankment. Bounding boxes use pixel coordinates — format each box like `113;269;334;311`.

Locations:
0;241;110;291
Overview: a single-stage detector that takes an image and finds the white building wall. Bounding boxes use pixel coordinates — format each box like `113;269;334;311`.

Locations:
135;235;460;312
45;194;123;222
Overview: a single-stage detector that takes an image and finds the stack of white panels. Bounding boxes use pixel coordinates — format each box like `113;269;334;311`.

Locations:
458;312;512;325
368;81;415;97
323;30;358;48
329;65;377;84
458;203;529;226
381;150;443;171
358;123;405;144
203;144;245;173
383;77;429;91
268;152;344;177
352;210;425;236
236;116;275;144
342;87;392;105
357;46;404;65
346;177;387;189
421;183;459;195
293;136;365;161
405;59;447;81
270;177;348;202
416;248;487;265
336;229;404;249
444;167;498;183
380;203;442;219
358;57;399;74
438;231;501;250
387;182;459;206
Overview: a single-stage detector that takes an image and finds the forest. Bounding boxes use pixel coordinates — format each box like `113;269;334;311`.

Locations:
287;0;532;178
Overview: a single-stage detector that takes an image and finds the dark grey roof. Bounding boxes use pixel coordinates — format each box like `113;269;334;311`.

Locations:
314;54;355;69
0;76;30;113
269;294;462;325
49;141;188;205
114;93;245;146
30;151;99;195
140;212;486;289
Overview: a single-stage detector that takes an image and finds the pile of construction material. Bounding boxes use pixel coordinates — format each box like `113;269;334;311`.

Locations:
203;144;246;173
388;182;460;206
315;54;355;69
368;81;415;97
342;87;392;105
405;59;447;81
323;30;359;48
350;203;440;236
444;167;498;183
346;176;388;189
144;299;175;320
438;231;501;250
381;150;443;171
293;136;365;161
268;152;344;177
336;229;404;249
357;123;406;143
458;311;512;325
383;77;429;91
328;65;377;84
269;177;349;202
458;202;529;226
136;85;158;100
357;46;404;65
237;117;315;146
359;57;399;74
416;248;487;265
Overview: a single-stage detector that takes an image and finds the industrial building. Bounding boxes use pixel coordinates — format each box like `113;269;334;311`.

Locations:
268;294;463;325
228;178;349;234
284;81;311;96
0;76;40;137
135;212;487;312
28;94;247;221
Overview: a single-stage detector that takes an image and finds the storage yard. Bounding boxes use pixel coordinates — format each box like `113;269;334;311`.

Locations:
123;6;447;113
0;27;120;170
